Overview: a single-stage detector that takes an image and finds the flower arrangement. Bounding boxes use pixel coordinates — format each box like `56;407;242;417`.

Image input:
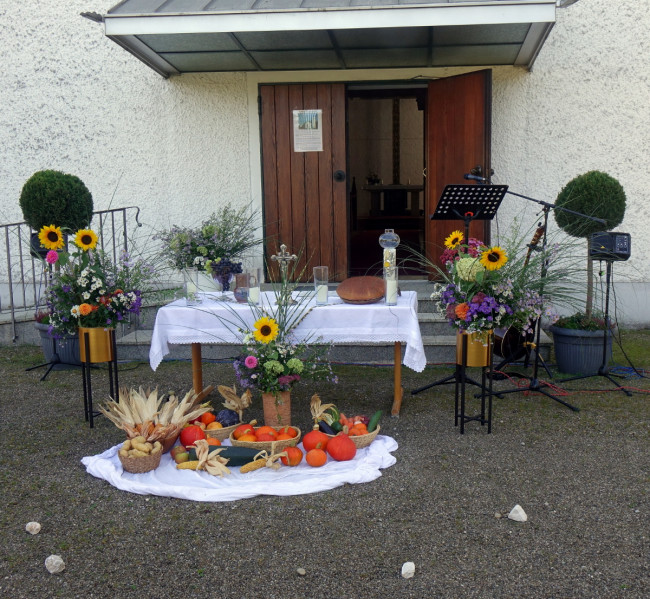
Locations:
228;261;336;395
38;224;155;336
154;205;261;274
424;227;583;339
233;315;335;394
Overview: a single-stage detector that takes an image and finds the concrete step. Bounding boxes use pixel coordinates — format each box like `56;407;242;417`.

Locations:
116;325;551;367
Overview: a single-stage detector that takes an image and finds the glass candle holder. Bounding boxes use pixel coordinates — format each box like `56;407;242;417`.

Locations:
379;229;400;306
248;267;261;305
384;266;399;306
313;266;329;306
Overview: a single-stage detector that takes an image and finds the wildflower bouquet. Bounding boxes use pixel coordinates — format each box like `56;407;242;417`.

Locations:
230;262;336;395
38;224;153;336
154;205;261;274
433;227;582;338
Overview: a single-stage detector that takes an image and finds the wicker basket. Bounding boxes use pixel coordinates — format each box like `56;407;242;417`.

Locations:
229;427;301;454
205;422;239;442
327;425;380;449
118;448;162;474
161;433;180;454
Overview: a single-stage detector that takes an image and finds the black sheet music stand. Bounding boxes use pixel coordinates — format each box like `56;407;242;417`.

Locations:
411;183;508;397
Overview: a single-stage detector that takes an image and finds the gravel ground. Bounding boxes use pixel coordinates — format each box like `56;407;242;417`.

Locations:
1;344;648;599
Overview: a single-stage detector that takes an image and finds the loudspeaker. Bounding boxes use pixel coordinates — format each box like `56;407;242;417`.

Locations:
589;231;631;262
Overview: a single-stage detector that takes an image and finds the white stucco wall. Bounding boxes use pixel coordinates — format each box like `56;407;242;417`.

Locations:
1;0;648;324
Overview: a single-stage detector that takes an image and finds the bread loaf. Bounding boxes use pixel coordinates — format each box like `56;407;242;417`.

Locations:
336;276;385;304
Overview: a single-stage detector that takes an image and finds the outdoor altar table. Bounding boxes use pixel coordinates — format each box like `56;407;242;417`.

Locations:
149;290;426;416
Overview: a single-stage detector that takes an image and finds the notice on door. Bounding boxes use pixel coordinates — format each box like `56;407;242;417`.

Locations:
293;109;323;152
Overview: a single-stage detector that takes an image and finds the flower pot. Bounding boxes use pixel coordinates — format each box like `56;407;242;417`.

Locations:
262;390;291;427
78;327;115;363
35;323;82;367
549;325;612;375
456;331;493;367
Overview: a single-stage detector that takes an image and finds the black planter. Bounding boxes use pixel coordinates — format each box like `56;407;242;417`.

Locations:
30;232;68;260
35;323;82;368
549;325;613;375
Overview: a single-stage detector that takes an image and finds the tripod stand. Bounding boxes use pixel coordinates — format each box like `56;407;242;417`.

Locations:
556;259;632;396
411;182;508;397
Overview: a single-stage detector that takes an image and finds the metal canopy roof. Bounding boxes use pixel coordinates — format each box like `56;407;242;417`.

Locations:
88;1;558;77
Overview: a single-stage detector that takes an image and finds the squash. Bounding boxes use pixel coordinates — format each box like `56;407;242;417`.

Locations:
280;446;304;467
302;429;329;452
326;433;357;462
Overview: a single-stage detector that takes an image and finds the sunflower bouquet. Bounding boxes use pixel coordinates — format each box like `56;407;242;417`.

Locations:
437;229;515;336
233;315;335;394
37;224;153;336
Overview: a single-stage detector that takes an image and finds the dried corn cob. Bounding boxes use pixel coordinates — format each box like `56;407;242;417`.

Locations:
240;459;266;474
176;461;200;470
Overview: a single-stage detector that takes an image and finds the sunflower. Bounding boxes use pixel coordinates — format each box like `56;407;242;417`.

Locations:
253;316;279;344
74;229;98;251
444;230;464;249
38;225;65;250
480;246;508;271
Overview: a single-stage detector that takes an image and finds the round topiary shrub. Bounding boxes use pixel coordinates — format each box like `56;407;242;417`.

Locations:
554;170;626;238
19;170;93;232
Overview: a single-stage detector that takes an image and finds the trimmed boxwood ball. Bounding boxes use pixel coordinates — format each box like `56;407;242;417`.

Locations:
19;169;93;232
554;170;626;238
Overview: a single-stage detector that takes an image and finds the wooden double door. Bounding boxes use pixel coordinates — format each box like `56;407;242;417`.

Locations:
259;70;492;281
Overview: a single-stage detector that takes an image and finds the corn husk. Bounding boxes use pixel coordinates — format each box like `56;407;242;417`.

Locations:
217;384;252;421
98;387;212;442
309;394;336;425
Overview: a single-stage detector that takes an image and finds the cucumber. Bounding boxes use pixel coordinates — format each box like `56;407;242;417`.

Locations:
187;445;260;466
318;420;337;435
367;410;383;433
330;420;343;432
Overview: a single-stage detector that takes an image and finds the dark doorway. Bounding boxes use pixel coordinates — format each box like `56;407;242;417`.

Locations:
347;85;427;277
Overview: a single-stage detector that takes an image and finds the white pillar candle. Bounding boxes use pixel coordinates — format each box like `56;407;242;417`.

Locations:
386;279;398;305
316;284;328;305
249;286;260;304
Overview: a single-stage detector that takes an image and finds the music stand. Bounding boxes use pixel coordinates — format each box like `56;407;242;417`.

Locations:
411;183;508;396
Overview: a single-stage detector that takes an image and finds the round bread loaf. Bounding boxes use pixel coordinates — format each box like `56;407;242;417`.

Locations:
336;276;385;304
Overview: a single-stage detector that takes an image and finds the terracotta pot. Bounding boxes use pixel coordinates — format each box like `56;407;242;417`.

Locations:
78;327;115;363
261;390;291;427
456;331;493;367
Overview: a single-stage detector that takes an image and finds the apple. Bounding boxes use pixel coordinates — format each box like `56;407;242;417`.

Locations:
170;445;190;464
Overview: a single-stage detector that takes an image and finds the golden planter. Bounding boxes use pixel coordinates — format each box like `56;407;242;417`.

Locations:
78;327;115;363
455;331;493;367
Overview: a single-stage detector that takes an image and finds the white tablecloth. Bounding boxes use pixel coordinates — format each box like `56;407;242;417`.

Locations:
81;436;398;502
149;290;426;372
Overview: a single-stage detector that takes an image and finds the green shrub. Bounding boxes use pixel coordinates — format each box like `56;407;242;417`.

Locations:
19;170;93;232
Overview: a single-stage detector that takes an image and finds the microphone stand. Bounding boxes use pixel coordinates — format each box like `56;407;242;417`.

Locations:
494;190;606;412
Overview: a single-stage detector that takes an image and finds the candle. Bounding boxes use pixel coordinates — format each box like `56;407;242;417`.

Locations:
386;279;398;305
316;284;328;305
249;286;260;304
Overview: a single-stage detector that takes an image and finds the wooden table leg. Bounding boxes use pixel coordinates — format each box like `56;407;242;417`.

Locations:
391;341;404;417
190;343;214;402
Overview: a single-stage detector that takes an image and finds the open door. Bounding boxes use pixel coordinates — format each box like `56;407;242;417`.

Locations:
426;70;492;267
260;83;348;281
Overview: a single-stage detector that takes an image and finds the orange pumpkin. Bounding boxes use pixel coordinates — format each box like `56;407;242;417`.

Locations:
280;446;304;467
327;433;357;461
305;448;327;467
302;429;329;453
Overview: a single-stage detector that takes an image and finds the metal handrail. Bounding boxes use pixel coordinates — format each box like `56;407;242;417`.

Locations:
0;207;142;342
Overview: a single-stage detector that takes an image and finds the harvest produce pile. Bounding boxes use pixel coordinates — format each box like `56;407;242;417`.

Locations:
97;389;384;479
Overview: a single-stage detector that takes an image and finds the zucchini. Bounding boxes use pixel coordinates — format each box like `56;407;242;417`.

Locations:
187;445;260;466
330;420;343;433
318;420;337;435
367;410;383;433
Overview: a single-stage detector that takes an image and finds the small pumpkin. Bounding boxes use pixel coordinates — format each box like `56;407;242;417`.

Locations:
280;446;304;467
326;432;357;462
302;429;330;453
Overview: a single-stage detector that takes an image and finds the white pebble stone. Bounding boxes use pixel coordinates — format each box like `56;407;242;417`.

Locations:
45;555;65;574
25;522;41;535
401;562;415;578
296;568;306;576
